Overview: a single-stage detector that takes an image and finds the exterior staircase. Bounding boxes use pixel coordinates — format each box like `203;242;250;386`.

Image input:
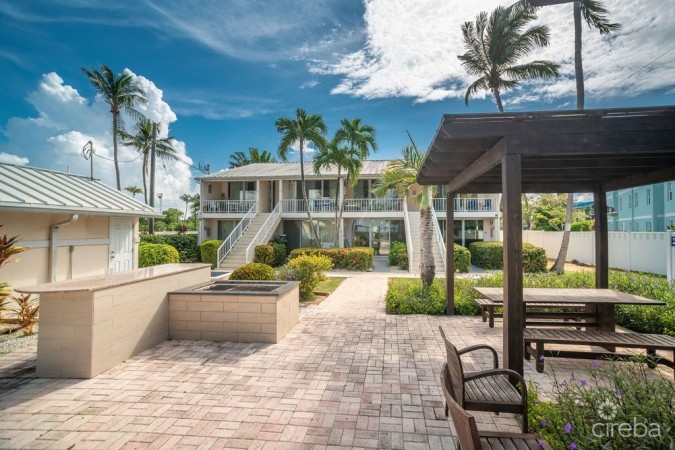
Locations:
219;213;276;269
407;210;446;274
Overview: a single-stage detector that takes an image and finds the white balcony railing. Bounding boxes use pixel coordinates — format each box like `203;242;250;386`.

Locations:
203;200;256;214
344;198;403;212
282;198;337;213
433;197;497;212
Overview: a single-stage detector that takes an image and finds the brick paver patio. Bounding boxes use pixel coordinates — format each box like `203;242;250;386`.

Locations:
0;274;671;449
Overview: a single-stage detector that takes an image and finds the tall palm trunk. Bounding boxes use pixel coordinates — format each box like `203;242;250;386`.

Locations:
338;174;350;248
493;88;505;113
551;194;573;273
334;168;341;247
112;111;121;190
419;207;436;288
299;141;321;244
142;153;149;204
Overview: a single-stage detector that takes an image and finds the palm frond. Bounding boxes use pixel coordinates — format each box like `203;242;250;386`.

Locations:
581;0;621;35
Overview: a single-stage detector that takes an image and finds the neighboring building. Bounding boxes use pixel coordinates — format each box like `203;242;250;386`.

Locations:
0;163;162;289
196;161;501;270
606;181;674;231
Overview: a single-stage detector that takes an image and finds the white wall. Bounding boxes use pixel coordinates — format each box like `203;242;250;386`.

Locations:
522;230;670;276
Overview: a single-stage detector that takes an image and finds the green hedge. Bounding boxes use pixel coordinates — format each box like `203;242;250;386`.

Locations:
453;244;471;273
253;245;275;266
289;247;373;271
138;243;180;268
270;242;287;267
385;278;446;314
570;220;593;231
229;263;276;281
469;241;547;272
199;240;222;269
140;234;199;262
389;241;409;270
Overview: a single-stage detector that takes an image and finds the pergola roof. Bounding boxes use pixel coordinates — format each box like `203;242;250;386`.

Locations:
417;106;675;193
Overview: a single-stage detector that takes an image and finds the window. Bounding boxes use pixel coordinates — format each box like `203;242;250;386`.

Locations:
647;189;651;205
634;192;638;208
646;221;652;232
208;184;212;194
669;182;673;201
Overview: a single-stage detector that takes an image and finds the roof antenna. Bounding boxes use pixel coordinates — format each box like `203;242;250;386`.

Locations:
406;130;419;151
81;141;95;180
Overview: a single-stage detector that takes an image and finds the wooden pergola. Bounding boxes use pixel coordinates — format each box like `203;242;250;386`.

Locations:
417;106;675;375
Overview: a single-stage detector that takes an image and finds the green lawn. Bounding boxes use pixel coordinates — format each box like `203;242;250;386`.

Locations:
314;277;346;295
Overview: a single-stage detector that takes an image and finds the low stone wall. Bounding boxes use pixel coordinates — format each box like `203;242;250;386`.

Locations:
168;283;300;344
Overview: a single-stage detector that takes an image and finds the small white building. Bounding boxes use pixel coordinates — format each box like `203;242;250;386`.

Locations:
0;163;162;290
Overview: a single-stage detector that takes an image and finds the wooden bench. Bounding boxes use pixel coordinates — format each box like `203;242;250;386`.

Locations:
475;298;591;328
441;363;551;450
524;329;675;378
439;327;528;433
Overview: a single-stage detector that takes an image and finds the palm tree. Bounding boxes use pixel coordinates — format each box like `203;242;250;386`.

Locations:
551;0;620;274
125;185;143;199
179;193;193;220
229;147;277;168
119;118;179;204
313;139;363;247
374;146;436;288
81;64;146;190
458;2;559;112
276;108;328;244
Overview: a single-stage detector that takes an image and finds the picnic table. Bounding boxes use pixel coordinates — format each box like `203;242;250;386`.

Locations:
474;287;665;332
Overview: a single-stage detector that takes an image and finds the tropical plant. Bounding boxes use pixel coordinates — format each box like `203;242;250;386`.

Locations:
179;193;193;220
12;294;39;335
458;2;559;112
551;0;620;273
125;185;143;199
229;147;277;168
374;146;436;288
118;118;178;204
0;225;25;322
276;108;328;243
81;64;146;190
278;255;333;301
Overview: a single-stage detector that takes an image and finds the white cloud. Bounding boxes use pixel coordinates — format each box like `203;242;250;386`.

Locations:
0;71;197;210
315;0;675;106
299;80;320;89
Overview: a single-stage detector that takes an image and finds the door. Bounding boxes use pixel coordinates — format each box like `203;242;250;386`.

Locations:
372;219;391;256
109;218;134;272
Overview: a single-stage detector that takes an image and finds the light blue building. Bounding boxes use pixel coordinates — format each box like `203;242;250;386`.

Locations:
606;181;675;231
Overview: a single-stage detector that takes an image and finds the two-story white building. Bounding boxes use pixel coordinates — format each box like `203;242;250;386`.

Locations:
196;161;501;272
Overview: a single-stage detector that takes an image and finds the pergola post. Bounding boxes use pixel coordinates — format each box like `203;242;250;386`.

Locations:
594;184;609;289
501;152;524;376
446;191;455;315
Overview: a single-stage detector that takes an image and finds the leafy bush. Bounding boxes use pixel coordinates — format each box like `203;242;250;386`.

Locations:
469;241;547;272
138;243;180;268
229;263;276;281
270;242;287;267
12;294;39;335
528;359;675;450
389;241;409;270
253;245;275;266
453;244;471;273
279;255;333;300
385;278;446;314
199;240;222;269
140;234;199;262
352;236;367;247
289;247;373;271
571;220;593;231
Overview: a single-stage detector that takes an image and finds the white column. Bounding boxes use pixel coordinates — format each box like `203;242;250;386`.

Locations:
668;232;675;283
278;179;283;212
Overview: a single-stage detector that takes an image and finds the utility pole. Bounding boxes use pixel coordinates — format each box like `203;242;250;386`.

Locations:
148;123;158;234
158;193;163;213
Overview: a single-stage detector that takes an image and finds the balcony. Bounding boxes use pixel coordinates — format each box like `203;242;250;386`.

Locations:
281;198;403;214
202;200;256;214
433;197;497;212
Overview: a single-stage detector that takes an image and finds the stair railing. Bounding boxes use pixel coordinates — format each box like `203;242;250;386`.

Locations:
245;202;281;263
216;202;257;266
430;204;447;270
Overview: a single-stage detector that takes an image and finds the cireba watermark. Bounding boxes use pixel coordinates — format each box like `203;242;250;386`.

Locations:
591;399;663;438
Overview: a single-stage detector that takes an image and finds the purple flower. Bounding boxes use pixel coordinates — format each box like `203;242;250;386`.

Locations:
579;379;587;386
615;389;622;399
564;423;573;433
539;355;545;361
560;381;567;388
570;374;576;381
593;361;600;369
538;443;545;449
569;443;578;450
540;418;547;427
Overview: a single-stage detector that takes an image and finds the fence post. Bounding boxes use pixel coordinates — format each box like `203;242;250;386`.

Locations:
668;232;675;283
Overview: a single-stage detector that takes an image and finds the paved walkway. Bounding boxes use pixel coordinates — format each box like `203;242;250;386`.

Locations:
0;275;670;449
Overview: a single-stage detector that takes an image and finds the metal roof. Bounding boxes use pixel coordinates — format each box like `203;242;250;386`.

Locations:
197;160;392;181
0;163;163;217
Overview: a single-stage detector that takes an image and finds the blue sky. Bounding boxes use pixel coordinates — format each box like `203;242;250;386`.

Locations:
1;0;673;208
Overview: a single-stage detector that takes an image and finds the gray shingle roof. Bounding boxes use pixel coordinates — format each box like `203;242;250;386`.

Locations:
0;163;163;217
197;160;392;181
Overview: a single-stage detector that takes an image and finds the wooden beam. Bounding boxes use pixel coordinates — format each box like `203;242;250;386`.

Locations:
602;166;675;191
446;192;455;315
594;184;609;289
444;138;506;193
508;131;675;155
501;152;524;377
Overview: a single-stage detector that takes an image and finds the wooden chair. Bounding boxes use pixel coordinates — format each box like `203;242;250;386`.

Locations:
439;326;528;433
441;363;551;450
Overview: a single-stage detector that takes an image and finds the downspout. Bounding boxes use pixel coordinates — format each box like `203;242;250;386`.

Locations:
49;214;78;282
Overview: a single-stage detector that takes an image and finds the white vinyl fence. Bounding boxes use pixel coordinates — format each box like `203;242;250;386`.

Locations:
522;231;674;277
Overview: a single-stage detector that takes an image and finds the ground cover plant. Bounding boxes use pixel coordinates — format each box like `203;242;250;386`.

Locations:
289;247;372;271
140;234;199;262
385;278;446;315
253;245;275;267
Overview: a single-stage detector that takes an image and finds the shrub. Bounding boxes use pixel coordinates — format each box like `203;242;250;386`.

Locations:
279;255;333;300
229;263;276;281
453;244;471;273
571;220;593;231
389;241;409;270
289;247;373;271
528;359;675;450
199;240;222;269
138;243;180;268
352;236;367;247
385;278;446;314
469;241;546;272
12;294;39;335
270;242;287;267
140;234;199;262
253;245;275;266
